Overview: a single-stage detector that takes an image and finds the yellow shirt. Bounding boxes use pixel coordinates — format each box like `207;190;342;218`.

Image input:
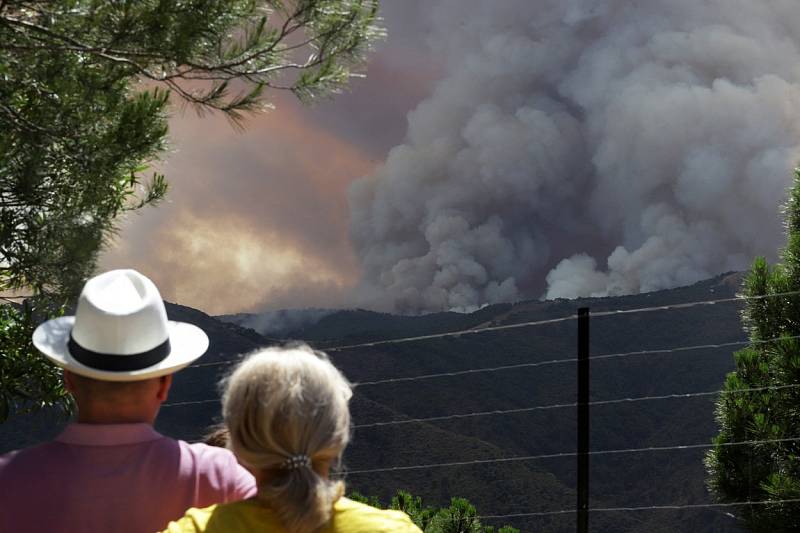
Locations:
162;497;423;533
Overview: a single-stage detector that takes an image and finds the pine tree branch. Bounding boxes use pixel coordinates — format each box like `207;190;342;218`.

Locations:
1;15;167;78
0;4;356;78
0;1;378;114
0;102;50;134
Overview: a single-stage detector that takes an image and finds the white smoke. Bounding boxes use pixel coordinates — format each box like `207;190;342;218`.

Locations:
349;0;800;312
237;308;334;337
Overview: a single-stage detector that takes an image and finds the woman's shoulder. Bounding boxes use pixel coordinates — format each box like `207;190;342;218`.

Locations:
331;498;423;533
162;500;277;533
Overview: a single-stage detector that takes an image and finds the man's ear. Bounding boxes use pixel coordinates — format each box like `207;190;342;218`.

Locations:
156;374;173;402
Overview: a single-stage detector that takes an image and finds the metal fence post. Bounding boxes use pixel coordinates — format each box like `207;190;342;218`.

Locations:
577;307;590;533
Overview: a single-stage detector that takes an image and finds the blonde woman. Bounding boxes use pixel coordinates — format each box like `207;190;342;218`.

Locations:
163;345;422;533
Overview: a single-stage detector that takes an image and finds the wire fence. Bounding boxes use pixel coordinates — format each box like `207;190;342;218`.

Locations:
350;383;800;429
156;288;800;529
162;334;800;407
341;436;800;475
182;289;800;371
3;282;800;528
477;497;800;520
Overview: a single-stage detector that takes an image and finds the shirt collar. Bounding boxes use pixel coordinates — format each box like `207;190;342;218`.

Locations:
55;423;164;446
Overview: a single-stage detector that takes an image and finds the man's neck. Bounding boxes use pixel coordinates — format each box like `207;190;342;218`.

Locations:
75;409;157;425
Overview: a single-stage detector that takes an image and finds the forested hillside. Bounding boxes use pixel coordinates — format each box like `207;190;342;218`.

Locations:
1;273;749;532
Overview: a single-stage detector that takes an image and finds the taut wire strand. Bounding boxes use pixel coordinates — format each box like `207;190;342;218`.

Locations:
163;335;800;407
351;383;800;429
343;437;800;475
477;497;800;520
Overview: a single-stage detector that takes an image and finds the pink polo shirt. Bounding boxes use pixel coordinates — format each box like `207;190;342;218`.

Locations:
0;423;256;533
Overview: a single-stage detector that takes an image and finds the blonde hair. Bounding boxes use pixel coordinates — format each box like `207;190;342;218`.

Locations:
221;344;352;533
201;424;229;448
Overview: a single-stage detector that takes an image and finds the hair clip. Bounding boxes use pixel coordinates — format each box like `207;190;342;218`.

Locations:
281;454;312;470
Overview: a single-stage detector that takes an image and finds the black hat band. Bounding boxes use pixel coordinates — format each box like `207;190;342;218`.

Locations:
68;334;171;372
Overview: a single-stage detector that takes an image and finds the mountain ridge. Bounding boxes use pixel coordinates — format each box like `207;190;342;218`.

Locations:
1;272;750;532
218;272;745;344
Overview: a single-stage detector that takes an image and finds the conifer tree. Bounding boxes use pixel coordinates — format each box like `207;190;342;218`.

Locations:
706;169;800;531
349;491;520;533
0;0;381;421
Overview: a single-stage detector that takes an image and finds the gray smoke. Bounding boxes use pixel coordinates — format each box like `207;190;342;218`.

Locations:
348;0;800;312
235;308;334;337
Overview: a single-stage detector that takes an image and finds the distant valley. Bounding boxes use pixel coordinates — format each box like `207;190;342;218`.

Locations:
1;272;750;532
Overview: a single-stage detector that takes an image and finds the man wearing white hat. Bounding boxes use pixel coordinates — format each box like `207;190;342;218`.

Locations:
0;269;256;533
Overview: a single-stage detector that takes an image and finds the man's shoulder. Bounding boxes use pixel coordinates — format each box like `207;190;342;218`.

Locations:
0;442;61;466
0;441;63;480
177;441;248;481
0;447;22;473
176;441;256;498
178;441;239;466
0;447;21;464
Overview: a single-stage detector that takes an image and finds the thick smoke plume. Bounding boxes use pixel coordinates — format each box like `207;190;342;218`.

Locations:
349;0;800;313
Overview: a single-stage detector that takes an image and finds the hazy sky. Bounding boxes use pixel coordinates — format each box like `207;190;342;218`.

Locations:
103;1;800;315
101;1;436;314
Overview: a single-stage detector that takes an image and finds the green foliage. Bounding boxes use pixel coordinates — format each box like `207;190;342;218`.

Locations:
347;490;383;509
350;490;519;533
0;302;74;422
426;498;483;533
0;0;382;296
390;490;437;531
706;168;800;531
0;1;382;122
0;0;381;421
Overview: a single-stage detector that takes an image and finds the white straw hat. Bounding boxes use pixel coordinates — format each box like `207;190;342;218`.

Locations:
32;269;209;382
